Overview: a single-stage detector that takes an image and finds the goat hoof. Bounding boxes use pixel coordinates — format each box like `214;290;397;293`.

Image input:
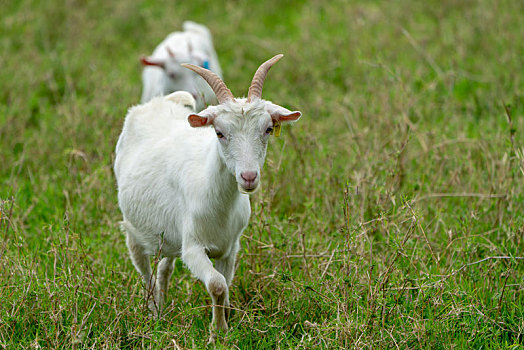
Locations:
207;333;217;345
217;321;228;332
147;300;162;319
207;321;228;345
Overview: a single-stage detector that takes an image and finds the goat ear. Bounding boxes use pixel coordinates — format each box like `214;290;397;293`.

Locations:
187;107;217;128
140;56;166;69
188;114;210;127
265;102;302;123
166;47;176;58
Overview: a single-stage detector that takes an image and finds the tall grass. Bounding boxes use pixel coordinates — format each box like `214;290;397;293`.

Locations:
1;0;523;348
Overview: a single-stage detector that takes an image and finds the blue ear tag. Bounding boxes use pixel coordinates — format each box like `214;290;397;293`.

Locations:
202;60;210;69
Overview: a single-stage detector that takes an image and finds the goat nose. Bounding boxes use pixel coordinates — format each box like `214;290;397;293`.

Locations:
241;171;257;182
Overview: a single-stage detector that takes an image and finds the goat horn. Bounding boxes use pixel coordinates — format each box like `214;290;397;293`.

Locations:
181;64;234;104
247;54;284;102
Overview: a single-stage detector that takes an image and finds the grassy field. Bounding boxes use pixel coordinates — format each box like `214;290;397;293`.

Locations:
1;0;523;348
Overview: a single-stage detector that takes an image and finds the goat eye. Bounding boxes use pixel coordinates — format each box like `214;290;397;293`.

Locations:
216;132;224;139
265;127;273;134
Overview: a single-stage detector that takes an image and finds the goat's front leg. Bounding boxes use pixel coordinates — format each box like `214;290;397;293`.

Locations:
181;243;229;339
215;241;239;320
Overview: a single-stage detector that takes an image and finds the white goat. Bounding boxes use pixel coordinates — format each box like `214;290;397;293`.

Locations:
140;21;223;111
114;54;301;342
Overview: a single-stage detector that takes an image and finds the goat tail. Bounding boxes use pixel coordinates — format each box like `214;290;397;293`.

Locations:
165;91;196;112
120;220;137;235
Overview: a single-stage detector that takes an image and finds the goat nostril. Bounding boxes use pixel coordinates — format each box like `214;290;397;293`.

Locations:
241;171;257;182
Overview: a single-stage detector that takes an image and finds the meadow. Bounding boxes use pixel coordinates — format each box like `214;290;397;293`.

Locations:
1;0;523;348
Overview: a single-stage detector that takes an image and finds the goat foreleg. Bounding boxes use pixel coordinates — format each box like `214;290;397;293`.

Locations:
181;243;229;340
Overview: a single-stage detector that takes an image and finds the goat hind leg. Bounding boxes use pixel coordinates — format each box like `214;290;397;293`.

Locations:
155;257;175;313
122;222;159;316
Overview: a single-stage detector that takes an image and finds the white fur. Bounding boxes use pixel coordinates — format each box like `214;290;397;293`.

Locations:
115;89;301;342
140;21;223;111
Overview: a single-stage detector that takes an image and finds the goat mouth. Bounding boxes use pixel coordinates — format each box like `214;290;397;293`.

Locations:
238;183;260;194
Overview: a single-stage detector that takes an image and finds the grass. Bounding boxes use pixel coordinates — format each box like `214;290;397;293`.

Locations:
1;0;523;348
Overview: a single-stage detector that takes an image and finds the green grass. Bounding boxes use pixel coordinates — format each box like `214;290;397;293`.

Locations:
1;0;523;348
